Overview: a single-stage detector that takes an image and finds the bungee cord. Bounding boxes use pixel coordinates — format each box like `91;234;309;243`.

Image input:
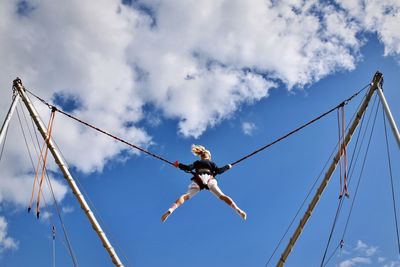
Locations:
23;83;370;169
265;88;369;266
24;88;175;166
3;74;398;266
322;95;381;266
230;84;370;166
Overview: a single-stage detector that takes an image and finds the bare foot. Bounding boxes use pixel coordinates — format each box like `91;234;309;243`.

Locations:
161;211;171;222
238;210;247;220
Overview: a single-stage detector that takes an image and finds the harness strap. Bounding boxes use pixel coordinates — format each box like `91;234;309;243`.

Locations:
191;175;210;190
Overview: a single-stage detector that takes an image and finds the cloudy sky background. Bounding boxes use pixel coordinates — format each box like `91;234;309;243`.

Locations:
1;0;400;266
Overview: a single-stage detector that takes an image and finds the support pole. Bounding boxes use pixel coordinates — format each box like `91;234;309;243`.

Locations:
13;78;124;267
376;82;400;149
0;91;20;146
276;71;383;266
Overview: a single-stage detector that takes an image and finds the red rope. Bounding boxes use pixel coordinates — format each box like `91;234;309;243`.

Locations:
337;108;343;197
28;110;56;218
337;106;349;198
341;106;349;197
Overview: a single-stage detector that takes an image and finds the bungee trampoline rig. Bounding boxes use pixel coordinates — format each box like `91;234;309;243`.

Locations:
0;71;399;266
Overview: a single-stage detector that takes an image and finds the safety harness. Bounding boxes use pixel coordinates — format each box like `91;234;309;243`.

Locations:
188;169;214;190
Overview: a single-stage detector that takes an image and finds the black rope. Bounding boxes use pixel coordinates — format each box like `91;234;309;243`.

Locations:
73;171;134;267
231;84;370;166
18;104;80;267
320;197;345;267
323;95;380;266
16;105;39;175
264;88;368;266
319;94;374;267
382;106;400;254
322;242;341;267
23;97;132;266
340;97;380;240
44;170;80;267
264;143;338;266
24;89;175;167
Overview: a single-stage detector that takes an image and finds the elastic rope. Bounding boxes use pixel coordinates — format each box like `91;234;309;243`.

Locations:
17;106;72;264
36;110;56;218
337;108;343;196
341;106;349;197
231;84;369;166
323;94;380;267
264;89;368;266
28;113;80;267
25;89;174;167
16;106;42;211
382;106;400;254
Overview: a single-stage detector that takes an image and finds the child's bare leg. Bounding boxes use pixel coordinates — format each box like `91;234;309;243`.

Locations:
208;179;246;220
161;194;190;222
161;183;199;222
219;194;247;220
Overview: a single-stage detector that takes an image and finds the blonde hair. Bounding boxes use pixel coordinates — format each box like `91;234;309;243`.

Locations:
191;144;211;159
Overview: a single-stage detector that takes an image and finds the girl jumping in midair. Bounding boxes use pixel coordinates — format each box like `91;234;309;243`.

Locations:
161;145;247;222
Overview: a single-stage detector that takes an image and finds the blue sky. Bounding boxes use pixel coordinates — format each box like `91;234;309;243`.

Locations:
1;1;400;267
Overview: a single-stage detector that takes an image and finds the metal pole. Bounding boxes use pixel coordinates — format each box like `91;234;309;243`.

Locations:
376;82;400;149
276;71;383;266
0;91;20;146
13;78;124;267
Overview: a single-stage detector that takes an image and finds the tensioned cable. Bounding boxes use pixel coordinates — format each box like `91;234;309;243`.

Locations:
264;142;338;267
24;84;369;168
24;89;175;167
323;95;381;266
382;106;400;254
23;101;131;266
19;105;80;267
230;84;370;166
264;89;369;266
322;101;368;267
44;168;80;267
72;173;134;267
319;94;378;266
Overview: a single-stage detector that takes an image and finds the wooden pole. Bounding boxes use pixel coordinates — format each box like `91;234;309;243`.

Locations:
277;71;383;266
13;78;124;267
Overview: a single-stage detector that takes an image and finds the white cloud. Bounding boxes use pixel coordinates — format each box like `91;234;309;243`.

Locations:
62;206;74;214
0;0;400;210
382;261;400;267
40;211;52;221
0;216;18;253
336;0;400;59
339;256;372;267
242;122;257;136
355;240;378;257
336;240;400;267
